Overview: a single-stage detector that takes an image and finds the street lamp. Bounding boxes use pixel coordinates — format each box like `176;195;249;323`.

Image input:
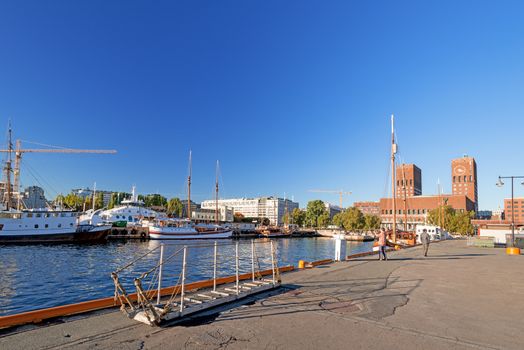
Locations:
496;175;524;249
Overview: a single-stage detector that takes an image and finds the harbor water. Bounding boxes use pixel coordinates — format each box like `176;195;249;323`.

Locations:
0;237;373;316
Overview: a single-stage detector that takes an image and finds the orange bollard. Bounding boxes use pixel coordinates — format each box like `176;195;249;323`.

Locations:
298;260;306;269
506;247;521;256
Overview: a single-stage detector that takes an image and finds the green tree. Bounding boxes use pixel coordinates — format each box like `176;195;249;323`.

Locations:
167;197;184;217
363;214;381;230
291;208;306;227
343;207;365;230
95;193;104;210
317;212;331;228
427;205;475;235
305;200;327;227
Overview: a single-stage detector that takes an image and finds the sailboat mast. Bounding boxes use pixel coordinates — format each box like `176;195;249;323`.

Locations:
391;115;397;242
92;182;96;211
187;150;192;220
215;160;219;225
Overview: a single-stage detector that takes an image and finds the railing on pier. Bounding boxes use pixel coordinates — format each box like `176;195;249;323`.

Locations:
111;240;281;326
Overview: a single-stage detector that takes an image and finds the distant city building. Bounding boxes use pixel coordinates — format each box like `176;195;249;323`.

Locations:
353;201;381;216
477;210;492;220
324;203;342;219
192;205;234;223
71;188;112;207
396;164;422;197
181;200;199;218
23;186;48;209
451;156;478;212
492;207;505;220
201;197;299;225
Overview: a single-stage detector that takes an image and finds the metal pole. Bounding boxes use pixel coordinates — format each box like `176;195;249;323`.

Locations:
180;246;187;312
213;241;218;291
270;241;276;285
235;241;240;295
156;243;164;305
511;177;515;247
251;239;255;282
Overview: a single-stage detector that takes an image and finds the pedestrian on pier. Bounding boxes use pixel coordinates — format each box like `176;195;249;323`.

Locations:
420;229;430;257
378;229;387;261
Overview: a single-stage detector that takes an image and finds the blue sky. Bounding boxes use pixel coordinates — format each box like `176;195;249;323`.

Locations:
0;1;523;210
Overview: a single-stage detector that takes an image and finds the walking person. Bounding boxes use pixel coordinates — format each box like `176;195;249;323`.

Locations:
378;229;388;261
420;228;430;257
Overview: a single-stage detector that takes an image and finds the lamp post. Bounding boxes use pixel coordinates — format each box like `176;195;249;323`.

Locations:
496;175;524;248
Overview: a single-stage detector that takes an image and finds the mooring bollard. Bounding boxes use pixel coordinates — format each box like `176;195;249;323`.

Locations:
298;260;305;269
334;233;346;261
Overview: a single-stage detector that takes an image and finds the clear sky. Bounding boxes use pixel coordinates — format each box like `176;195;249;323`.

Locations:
0;1;523;210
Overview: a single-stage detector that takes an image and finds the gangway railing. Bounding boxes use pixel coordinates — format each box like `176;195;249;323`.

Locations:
111;240;281;326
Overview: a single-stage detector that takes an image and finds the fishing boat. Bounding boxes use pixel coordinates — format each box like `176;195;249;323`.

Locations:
256;225;290;238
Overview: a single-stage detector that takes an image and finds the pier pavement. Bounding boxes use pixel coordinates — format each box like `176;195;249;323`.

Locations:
1;240;522;350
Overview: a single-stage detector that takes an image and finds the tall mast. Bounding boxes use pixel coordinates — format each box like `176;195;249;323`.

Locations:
92;182;96;211
215;160;219;225
391;114;397;242
4;122;13;210
187;150;192;220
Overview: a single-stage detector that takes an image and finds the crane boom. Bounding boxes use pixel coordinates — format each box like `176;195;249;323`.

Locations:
307;189;352;210
0;149;116;153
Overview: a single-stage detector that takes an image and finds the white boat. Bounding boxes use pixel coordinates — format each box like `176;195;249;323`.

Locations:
91;187;158;227
0;125;112;244
147;218;232;240
0;209;110;243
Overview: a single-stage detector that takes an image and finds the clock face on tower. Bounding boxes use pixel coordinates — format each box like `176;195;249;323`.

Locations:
454;165;466;175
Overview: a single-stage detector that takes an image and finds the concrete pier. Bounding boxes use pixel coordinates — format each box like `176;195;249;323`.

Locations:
1;240;522;349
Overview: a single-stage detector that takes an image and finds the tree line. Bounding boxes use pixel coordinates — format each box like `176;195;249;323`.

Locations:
427;205;475;235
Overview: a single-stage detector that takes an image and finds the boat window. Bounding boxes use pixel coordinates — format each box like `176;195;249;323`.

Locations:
70;223;74;226
58;224;62;228
45;224;49;228
45;213;50;218
36;213;42;218
27;213;33;218
128;216;132;221
34;224;39;229
53;213;59;217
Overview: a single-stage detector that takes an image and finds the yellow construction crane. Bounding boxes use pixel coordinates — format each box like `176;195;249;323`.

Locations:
0;137;116;209
307;189;352;210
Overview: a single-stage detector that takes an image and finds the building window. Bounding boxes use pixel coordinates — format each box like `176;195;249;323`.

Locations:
458;177;461;183
464;176;467;182
453;176;456;183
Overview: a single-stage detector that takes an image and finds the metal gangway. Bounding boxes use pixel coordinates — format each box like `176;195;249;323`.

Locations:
111;240;281;326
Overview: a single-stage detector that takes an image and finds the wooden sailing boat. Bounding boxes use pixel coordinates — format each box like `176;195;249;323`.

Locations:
388;115;416;246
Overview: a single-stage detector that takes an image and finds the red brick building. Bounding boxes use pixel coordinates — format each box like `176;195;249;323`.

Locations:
379;156;478;230
504;198;524;223
396;164;422;197
451;156;478;211
354;201;381;216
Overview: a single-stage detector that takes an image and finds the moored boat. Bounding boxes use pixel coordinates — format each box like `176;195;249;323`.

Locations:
0;210;111;244
147;218;232;240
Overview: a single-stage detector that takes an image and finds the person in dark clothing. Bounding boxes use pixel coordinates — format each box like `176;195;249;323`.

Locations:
420;229;430;257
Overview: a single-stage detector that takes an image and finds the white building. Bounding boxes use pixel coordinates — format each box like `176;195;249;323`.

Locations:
325;203;342;219
201;197;299;225
23;186;48;209
192;205;234;223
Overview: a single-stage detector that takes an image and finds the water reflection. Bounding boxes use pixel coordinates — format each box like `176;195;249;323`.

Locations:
0;238;372;316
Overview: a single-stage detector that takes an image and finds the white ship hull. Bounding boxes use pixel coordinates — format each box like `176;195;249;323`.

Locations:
149;227;233;240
